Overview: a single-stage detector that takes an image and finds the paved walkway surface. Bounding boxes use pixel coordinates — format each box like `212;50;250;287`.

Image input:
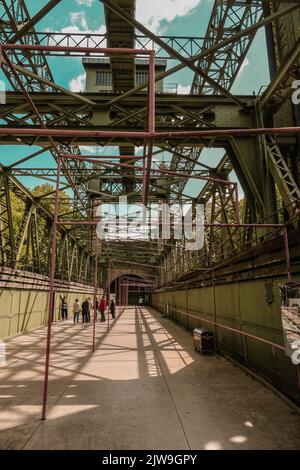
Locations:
0;307;300;450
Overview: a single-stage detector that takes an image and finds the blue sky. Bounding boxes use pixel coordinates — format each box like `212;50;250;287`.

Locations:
22;0;269;94
0;0;270;196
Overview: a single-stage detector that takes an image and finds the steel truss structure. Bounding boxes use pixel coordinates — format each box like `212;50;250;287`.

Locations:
0;0;300;417
0;0;299;275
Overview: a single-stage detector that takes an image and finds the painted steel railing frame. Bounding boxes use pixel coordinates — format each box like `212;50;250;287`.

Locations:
0;42;298;418
0;43;156;206
0;43;155;420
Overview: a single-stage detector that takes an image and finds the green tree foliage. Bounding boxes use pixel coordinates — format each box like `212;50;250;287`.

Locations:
10;184;73;272
32;183;72;216
9;191;25;243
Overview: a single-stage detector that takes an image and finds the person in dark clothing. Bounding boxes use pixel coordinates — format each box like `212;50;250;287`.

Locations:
81;298;90;323
60;295;68;320
95;298;99;320
87;298;92;323
110;299;116;320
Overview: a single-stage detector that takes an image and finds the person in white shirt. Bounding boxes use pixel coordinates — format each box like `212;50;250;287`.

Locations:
73;299;81;323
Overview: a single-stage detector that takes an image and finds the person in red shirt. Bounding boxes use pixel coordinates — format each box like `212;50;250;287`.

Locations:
99;296;107;322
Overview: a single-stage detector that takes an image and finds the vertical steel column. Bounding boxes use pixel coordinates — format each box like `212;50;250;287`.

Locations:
263;3;278;79
107;260;111;332
142;51;155;206
148;51;155;135
122;284;125;306
42;156;61;420
283;227;292;283
92;237;98;353
211;270;218;352
185;288;188;331
235;184;241;224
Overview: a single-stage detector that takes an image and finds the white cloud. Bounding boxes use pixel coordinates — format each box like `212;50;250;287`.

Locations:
136;0;201;33
237;58;250;77
62;11;105;35
59;11;106;45
64;1;201;38
79;146;97;154
79;146;118;155
69;72;86;92
76;0;94;6
177;84;191;94
70;11;89;30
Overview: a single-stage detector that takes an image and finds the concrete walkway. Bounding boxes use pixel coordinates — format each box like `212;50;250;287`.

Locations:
0;307;300;450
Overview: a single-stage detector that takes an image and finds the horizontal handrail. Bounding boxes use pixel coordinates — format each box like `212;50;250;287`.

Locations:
159;304;285;352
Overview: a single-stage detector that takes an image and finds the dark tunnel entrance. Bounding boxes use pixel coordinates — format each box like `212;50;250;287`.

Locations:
110;275;153;306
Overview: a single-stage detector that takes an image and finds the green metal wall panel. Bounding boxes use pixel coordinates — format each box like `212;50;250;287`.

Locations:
152;275;300;404
0;289;89;339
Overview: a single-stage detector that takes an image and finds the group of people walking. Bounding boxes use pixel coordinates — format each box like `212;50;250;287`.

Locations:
74;296;116;324
60;295;116;324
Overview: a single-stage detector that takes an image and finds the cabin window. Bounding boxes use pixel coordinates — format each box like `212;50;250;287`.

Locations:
96;70;112;86
136;70;149;86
